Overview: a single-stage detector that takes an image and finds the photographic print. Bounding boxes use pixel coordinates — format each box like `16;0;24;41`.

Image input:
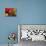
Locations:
5;8;16;16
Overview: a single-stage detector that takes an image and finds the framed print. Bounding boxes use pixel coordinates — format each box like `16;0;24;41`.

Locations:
5;8;16;16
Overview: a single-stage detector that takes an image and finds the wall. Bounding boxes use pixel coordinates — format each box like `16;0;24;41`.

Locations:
0;0;46;44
